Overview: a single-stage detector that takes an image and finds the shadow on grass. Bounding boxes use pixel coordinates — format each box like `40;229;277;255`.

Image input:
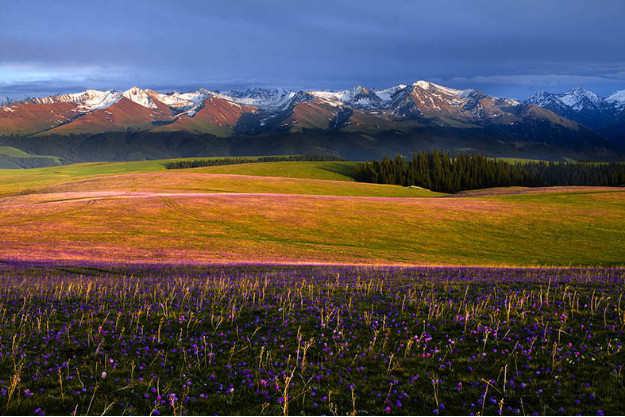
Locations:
319;162;356;179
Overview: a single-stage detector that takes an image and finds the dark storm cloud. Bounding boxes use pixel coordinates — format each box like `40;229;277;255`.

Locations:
1;0;624;99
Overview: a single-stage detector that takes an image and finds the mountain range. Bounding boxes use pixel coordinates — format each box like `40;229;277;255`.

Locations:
526;87;625;146
0;81;623;167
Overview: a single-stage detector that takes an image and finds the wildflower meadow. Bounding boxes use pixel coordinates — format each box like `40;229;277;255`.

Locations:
0;264;622;415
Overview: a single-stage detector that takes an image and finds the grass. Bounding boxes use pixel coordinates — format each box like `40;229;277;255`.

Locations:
0;160;435;198
0;157;623;415
0;160;357;195
24;171;441;198
0;183;622;266
0;159;169;195
0;157;623;266
0;146;61;162
0;265;623;415
0;146;62;168
188;160;358;181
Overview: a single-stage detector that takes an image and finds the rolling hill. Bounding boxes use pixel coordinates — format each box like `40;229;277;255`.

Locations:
0;159;622;267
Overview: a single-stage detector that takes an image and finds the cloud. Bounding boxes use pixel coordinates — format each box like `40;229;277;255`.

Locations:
445;72;625;99
450;73;625;87
0;1;623;99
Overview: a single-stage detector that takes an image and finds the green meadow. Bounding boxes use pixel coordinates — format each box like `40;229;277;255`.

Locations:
0;145;61;161
0;159;349;192
0;158;623;266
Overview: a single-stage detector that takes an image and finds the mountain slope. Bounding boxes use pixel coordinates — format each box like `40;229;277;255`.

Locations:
154;97;257;137
527;87;625;146
43;96;169;135
607;90;625;111
0;100;82;136
0;81;621;163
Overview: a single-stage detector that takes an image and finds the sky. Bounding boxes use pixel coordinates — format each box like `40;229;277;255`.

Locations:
1;0;624;100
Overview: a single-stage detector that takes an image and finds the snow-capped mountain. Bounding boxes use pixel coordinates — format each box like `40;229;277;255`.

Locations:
157;89;209;108
309;85;386;109
527;87;611;114
0;81;620;162
217;87;295;110
121;87;158;109
28;89;121;110
0;81;524;129
0;82;598;136
527;87;625;145
607;90;625;111
558;87;603;111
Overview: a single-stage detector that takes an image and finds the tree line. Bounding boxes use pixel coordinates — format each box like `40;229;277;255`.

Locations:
353;150;625;193
166;154;344;170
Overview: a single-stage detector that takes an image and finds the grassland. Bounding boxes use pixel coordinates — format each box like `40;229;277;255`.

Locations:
0;160;360;195
0;265;623;416
0;158;623;267
0;146;62;169
0;158;623;416
0;146;61;162
189;160;357;181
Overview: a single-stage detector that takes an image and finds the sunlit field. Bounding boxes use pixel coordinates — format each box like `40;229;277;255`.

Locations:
0;159;623;416
0;160;623;266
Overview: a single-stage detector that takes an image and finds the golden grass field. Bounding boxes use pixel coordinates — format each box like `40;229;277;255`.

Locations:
0;160;623;266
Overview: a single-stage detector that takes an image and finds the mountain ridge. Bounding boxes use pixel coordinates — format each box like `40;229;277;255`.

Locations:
0;81;622;166
526;86;625;146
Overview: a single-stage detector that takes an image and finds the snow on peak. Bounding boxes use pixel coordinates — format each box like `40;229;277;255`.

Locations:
375;84;408;102
78;90;121;112
122;87;158;109
559;87;602;110
459;89;483;99
217;87;295;109
606;89;625;110
412;80;463;96
309;84;395;108
310;81;486;110
527;87;611;112
232;86;291;99
413;80;433;90
155;89;212;117
308;89;342;102
25;89;120;111
157;90;210;108
527;90;554;106
500;97;521;106
308;88;355;107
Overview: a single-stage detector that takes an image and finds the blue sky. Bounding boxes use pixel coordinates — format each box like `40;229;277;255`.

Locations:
1;0;624;100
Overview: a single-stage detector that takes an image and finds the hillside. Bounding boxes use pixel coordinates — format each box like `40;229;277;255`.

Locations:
0;159;622;266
